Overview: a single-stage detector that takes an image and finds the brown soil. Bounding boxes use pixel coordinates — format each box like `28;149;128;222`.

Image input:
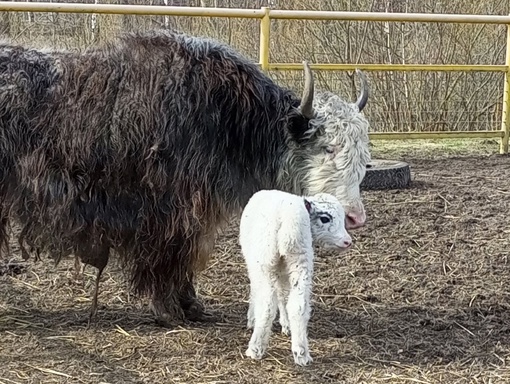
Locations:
2;147;510;383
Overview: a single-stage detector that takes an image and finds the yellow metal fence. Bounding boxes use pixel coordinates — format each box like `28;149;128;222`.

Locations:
0;2;509;153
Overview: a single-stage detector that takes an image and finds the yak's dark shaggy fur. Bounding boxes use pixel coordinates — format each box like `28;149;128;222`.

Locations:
0;29;371;325
0;30;314;324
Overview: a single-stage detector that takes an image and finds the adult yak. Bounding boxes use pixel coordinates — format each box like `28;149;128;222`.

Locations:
0;29;371;326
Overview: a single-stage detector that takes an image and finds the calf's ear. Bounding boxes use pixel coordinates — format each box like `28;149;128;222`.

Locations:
304;198;315;215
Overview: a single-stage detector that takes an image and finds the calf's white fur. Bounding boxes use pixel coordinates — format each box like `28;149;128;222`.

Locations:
239;189;352;366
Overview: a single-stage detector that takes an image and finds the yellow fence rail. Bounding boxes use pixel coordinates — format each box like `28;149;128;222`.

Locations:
1;2;509;153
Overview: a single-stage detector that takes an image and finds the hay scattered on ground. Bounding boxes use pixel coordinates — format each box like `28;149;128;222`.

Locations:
1;141;510;383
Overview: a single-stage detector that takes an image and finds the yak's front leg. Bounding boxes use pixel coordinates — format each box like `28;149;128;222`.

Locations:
178;231;222;323
178;272;219;323
286;256;313;366
150;284;186;328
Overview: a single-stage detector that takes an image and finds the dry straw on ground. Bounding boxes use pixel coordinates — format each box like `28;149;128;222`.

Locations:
1;140;510;383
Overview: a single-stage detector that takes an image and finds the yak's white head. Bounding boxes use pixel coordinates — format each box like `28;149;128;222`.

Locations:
285;62;371;230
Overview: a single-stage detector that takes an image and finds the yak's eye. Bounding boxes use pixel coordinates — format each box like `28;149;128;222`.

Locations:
320;216;331;224
325;146;335;154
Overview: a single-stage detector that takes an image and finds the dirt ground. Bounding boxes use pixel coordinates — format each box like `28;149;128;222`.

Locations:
2;139;510;383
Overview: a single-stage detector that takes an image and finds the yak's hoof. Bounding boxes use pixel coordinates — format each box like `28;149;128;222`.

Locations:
184;301;221;323
153;309;185;328
150;298;185;328
154;316;181;328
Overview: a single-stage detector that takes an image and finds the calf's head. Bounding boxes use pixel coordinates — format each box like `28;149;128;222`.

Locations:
304;193;352;251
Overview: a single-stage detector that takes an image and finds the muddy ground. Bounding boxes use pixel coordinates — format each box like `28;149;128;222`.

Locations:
1;140;510;383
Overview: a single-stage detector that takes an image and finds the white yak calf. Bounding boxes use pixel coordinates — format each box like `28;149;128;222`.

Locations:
239;189;352;366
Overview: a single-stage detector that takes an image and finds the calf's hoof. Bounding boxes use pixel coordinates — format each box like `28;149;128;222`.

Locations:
293;347;313;366
245;344;265;360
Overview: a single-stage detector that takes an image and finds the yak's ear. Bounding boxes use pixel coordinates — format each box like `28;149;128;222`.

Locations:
287;114;318;144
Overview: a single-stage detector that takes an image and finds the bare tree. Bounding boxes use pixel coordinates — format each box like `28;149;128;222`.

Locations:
4;0;508;133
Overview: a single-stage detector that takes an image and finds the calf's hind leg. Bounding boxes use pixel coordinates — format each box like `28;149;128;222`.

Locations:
247;291;255;330
286;256;313;366
276;271;291;336
245;268;278;360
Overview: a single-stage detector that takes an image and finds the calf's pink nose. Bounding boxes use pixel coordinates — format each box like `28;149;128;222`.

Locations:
343;239;352;248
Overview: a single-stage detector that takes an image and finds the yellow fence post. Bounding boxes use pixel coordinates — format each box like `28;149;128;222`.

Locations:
259;7;270;71
2;2;510;149
500;16;510;154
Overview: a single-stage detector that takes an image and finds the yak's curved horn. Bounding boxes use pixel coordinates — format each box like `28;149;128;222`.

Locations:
299;60;315;119
354;68;369;112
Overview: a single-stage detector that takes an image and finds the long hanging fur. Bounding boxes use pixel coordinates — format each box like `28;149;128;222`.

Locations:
0;29;371;323
0;30;310;302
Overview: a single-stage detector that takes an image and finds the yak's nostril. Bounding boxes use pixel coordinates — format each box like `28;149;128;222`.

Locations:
346;213;365;229
346;215;356;224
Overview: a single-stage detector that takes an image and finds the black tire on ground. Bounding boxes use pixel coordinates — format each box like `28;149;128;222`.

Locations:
360;159;411;191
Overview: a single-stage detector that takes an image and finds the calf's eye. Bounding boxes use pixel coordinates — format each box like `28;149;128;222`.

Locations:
320;216;330;224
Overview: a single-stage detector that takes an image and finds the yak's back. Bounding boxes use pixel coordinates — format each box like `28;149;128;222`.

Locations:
0;42;60;128
2;31;302;232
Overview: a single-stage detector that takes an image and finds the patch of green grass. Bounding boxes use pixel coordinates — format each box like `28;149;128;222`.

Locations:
369;138;502;160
